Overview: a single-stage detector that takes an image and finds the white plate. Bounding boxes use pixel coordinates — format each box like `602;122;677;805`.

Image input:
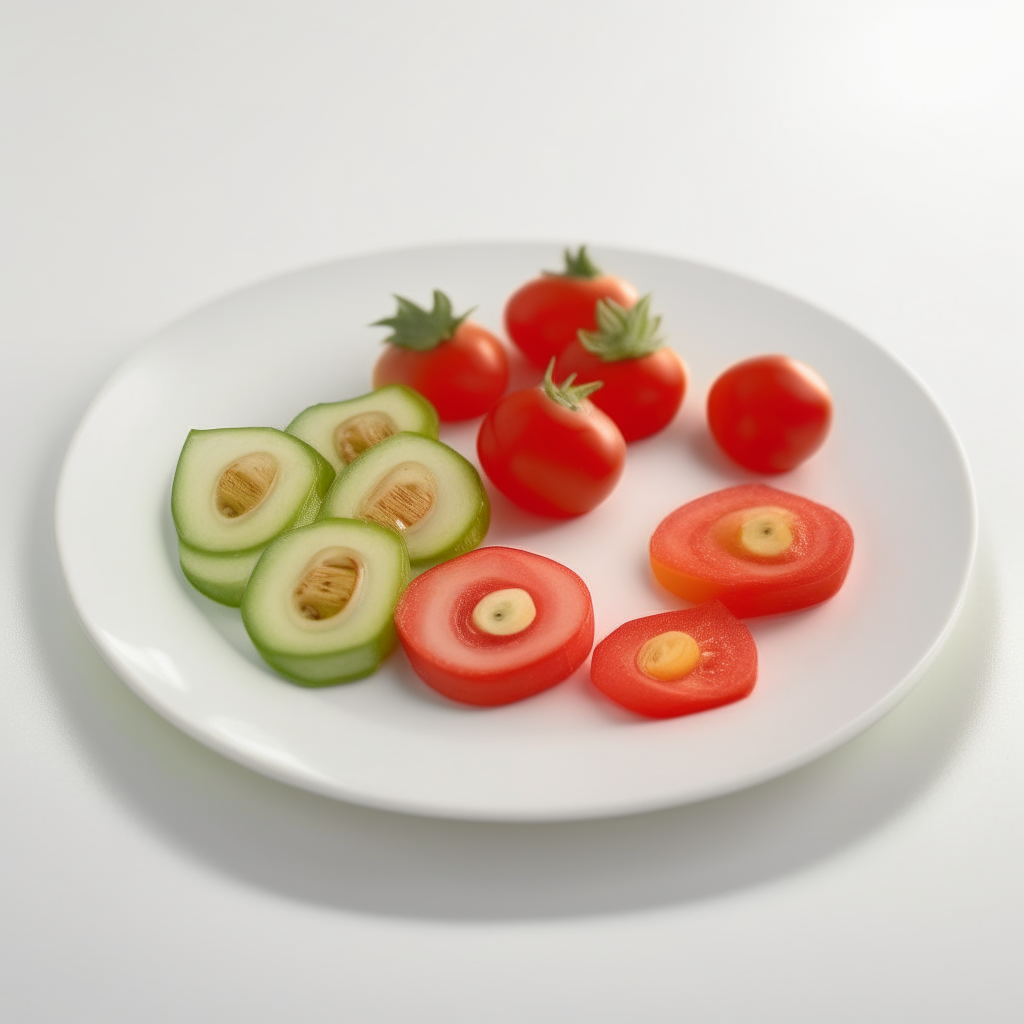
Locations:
56;243;976;821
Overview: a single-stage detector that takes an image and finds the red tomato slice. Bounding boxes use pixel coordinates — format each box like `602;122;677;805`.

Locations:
394;546;595;706
591;601;757;718
650;484;854;617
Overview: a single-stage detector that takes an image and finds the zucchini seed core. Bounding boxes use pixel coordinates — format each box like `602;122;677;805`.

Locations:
334;411;397;465
216;452;279;519
360;461;437;533
292;551;360;621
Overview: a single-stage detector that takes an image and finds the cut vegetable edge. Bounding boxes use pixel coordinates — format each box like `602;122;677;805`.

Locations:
649;484;854;617
394;546;595;706
172;427;334;554
286;385;440;475
590;602;758;719
240;517;410;687
317;432;489;568
178;540;265;607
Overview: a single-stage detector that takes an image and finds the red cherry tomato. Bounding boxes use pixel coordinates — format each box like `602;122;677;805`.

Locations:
394;546;595;707
477;364;626;518
554;341;686;442
591;601;757;719
372;291;509;421
650;484;854;617
707;355;832;473
504;247;638;369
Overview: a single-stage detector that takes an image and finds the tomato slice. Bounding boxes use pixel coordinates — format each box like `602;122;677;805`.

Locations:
394;546;595;706
591;601;757;718
650;484;854;617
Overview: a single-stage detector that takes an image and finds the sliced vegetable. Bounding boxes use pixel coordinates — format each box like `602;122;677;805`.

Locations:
553;294;686;441
318;432;489;569
476;361;626;518
590;601;757;718
241;518;409;686
171;427;334;605
707;355;832;473
394;546;594;706
177;541;264;607
286;385;439;475
372;290;509;421
650;484;854;617
504;246;639;369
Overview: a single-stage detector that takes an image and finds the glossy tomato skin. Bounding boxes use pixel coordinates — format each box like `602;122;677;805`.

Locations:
707;355;832;473
504;275;639;369
554;340;686;442
394;546;595;706
477;387;626;518
650;484;853;617
373;321;509;422
591;602;757;719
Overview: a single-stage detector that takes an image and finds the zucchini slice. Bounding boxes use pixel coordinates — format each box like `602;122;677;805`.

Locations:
317;432;489;569
171;427;334;604
177;541;264;607
241;518;410;686
286;385;439;474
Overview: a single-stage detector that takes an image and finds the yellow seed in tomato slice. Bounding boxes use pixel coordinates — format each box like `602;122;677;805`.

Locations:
637;630;701;681
737;506;795;557
471;588;536;636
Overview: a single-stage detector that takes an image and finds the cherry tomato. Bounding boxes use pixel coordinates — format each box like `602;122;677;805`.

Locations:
477;362;626;518
707;355;832;473
591;601;757;719
394;546;595;706
504;246;639;369
650;484;853;617
372;290;509;421
553;294;686;441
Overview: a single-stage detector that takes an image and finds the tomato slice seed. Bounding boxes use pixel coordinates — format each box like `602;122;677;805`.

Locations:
471;587;536;636
637;630;701;680
736;506;795;557
591;601;757;719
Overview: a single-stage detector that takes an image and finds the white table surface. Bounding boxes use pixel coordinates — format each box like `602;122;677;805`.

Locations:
3;3;1021;1020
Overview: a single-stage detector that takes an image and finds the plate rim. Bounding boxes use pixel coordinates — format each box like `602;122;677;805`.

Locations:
54;240;978;821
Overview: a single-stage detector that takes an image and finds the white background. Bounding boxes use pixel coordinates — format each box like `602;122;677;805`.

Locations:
2;2;1022;1020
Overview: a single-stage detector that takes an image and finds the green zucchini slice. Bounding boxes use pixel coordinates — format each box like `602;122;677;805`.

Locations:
317;432;489;569
177;541;265;607
285;385;439;474
171;427;333;604
241;518;410;686
172;427;334;554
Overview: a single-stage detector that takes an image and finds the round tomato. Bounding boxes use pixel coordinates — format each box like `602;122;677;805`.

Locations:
553;294;685;441
476;362;626;518
591;601;757;719
650;484;854;617
394;546;595;706
706;355;832;473
372;290;509;421
504;246;639;369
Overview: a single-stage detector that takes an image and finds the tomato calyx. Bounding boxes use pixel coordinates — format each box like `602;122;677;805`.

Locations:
543;245;603;280
542;358;604;410
577;294;665;362
372;290;475;352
